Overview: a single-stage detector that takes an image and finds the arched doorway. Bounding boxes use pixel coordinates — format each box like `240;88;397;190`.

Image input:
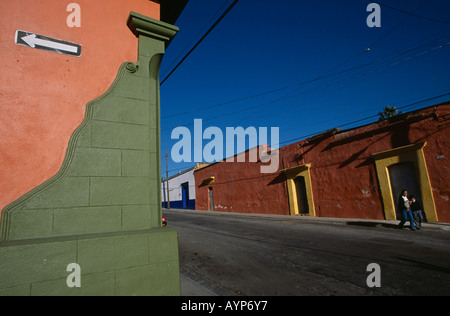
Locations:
372;143;438;222
283;164;316;217
388;162;422;220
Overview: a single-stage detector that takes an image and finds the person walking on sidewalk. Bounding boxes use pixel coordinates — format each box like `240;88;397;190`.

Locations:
398;190;416;231
409;195;424;230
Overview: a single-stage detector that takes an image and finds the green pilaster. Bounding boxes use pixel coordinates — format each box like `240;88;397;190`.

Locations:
0;12;180;296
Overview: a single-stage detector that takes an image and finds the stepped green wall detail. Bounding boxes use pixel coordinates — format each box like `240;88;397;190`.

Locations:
0;12;181;296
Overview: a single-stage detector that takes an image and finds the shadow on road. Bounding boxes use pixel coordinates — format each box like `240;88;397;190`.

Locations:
395;257;450;275
346;221;401;229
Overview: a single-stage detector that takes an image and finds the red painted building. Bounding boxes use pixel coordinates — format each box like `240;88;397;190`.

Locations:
194;103;450;223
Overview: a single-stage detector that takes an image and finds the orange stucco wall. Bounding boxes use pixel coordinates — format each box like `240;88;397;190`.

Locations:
0;0;160;213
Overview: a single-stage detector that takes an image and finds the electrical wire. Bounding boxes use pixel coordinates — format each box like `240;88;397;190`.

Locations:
159;2;450;174
160;36;450;132
370;0;432;49
161;26;449;125
277;92;450;147
160;0;240;86
162;92;450;176
161;0;231;80
378;1;450;25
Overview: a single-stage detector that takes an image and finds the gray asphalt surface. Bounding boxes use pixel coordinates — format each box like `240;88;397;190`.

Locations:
165;209;450;296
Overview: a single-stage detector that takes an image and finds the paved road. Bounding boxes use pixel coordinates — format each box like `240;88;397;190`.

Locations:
165;210;450;296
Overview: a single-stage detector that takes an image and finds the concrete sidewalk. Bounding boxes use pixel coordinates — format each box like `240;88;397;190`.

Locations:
180;273;219;296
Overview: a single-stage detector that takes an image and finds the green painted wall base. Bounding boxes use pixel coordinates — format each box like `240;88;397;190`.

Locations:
0;228;180;296
0;12;180;296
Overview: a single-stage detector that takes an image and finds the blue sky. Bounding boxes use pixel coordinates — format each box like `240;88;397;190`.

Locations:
159;0;450;177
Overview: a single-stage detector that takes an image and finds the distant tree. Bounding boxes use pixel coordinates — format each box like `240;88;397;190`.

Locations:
378;105;403;121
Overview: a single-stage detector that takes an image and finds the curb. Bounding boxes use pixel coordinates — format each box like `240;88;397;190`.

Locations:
163;208;450;232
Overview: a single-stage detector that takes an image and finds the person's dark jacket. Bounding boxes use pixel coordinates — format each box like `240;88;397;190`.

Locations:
410;199;424;212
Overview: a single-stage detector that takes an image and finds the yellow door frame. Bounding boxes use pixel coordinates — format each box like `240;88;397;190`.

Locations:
371;142;438;222
283;164;316;217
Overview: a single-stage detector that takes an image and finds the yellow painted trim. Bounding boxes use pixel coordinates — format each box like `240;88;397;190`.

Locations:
371;142;438;222
283;164;316;217
371;143;426;160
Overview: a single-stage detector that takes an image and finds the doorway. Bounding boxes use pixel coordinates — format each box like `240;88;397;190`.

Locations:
181;182;190;209
208;187;214;212
284;164;316;217
294;176;310;215
372;143;438;222
388;162;422;219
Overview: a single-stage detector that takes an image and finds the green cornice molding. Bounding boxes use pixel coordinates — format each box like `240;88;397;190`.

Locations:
127;11;179;47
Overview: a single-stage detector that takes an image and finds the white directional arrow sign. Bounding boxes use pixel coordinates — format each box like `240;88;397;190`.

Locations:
15;30;81;57
21;34;79;53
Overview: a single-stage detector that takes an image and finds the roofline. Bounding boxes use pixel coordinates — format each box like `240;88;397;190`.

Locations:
164;166;196;181
193;101;449;173
336;100;449;136
291;101;449;147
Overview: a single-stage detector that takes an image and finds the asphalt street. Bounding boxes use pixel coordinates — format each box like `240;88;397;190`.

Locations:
164;209;450;296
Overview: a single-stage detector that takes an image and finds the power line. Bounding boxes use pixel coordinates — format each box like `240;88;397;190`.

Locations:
161;60;371;120
160;2;449;126
279;89;450;133
160;37;450;132
278;92;450;147
161;85;291;119
161;45;375;120
160;0;240;86
369;0;432;49
161;0;231;79
161;17;449;123
160;61;374;129
246;38;450;123
162;92;450;177
378;1;450;25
